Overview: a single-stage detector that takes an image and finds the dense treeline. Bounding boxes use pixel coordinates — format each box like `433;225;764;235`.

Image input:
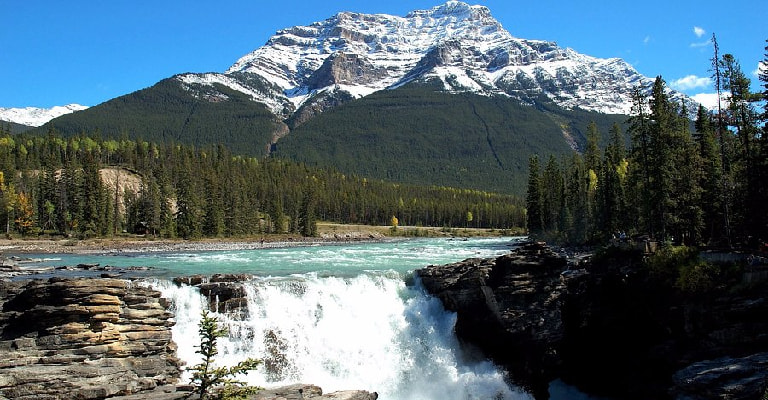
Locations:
0;131;525;239
526;42;768;248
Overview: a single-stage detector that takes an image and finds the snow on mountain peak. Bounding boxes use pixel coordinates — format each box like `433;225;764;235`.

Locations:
0;104;88;127
181;2;691;118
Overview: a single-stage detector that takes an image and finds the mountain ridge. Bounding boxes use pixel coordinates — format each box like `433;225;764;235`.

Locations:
175;0;691;121
0;104;87;127
21;2;688;195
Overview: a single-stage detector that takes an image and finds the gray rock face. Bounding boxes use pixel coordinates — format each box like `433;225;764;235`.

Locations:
416;241;567;398
0;278;181;399
671;353;768;400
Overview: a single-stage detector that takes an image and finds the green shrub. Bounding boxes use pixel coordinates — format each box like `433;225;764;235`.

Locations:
676;261;720;293
188;310;262;400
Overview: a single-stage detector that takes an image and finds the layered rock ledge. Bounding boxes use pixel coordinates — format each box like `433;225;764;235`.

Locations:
416;242;768;400
0;278;181;399
0;277;378;400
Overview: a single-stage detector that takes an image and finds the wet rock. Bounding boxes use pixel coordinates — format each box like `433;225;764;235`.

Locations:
249;384;378;399
671;353;768;400
173;274;252;315
416;241;567;398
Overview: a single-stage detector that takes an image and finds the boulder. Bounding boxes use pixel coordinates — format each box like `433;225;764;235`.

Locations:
173;273;251;315
670;353;768;400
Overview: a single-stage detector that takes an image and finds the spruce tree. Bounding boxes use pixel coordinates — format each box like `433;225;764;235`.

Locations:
627;84;654;237
541;155;563;233
525;155;543;234
696;106;725;244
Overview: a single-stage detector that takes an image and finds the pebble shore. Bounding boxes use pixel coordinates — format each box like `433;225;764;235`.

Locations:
0;231;389;256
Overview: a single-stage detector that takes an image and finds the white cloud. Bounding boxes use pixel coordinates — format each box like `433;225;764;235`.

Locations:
692;93;730;110
693;26;706;38
671;75;712;91
643;36;651;45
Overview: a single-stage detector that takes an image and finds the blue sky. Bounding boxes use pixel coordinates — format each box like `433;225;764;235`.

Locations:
1;0;765;109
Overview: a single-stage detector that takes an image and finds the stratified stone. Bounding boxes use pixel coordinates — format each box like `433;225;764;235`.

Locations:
0;278;181;399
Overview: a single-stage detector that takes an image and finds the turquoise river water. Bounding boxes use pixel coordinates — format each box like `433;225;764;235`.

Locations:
15;237;598;400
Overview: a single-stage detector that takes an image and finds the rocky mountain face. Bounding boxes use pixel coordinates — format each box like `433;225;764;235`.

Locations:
175;1;690;126
416;242;768;400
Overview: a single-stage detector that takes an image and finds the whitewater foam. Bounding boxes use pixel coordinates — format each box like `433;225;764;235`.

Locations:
152;271;531;399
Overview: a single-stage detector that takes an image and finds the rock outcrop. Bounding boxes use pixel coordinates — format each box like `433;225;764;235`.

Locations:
416;242;768;400
173;273;251;315
249;384;378;400
0;278;181;399
0;276;380;400
416;241;568;399
670;353;768;400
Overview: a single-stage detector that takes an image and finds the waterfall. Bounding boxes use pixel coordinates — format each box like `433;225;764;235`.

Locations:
152;272;532;400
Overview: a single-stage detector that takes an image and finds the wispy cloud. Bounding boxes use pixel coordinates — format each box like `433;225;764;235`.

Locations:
643;35;651;45
671;75;712;91
690;27;711;48
690;39;711;48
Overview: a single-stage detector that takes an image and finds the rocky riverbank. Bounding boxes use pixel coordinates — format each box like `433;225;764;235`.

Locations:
0;277;378;400
416;241;768;400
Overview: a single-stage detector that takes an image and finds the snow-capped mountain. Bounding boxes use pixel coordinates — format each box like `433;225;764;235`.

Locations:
0;104;88;127
174;1;686;120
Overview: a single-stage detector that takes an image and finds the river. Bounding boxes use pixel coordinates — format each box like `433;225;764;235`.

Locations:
17;237;599;400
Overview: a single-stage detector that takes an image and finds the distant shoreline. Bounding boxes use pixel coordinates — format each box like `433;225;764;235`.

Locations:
0;224;519;256
0;235;388;256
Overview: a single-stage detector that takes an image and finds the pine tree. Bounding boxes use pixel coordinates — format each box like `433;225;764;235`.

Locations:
299;183;318;237
176;163;203;240
595;123;627;239
627;85;654;237
541;155;563;233
670;101;703;245
563;154;589;244
696;106;725;244
525;155;543;234
721;53;763;243
188;310;261;400
711;33;733;245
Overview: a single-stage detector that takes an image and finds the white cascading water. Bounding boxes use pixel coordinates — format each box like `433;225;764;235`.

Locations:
151;273;532;400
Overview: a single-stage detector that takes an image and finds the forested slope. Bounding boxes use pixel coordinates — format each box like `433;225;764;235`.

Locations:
274;85;627;195
34;77;282;156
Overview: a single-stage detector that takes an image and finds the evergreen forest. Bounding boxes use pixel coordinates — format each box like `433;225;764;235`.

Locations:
526;41;768;248
0;131;525;240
